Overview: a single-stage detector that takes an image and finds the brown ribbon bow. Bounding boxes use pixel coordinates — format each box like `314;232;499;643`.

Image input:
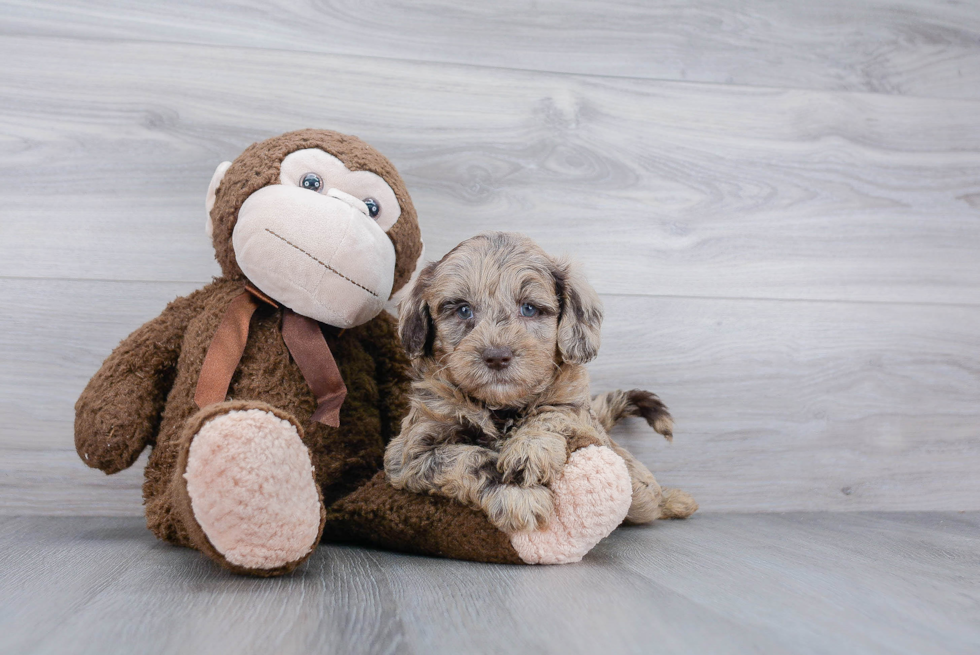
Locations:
194;285;348;427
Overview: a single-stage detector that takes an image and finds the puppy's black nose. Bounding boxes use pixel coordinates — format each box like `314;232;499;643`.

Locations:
482;347;513;370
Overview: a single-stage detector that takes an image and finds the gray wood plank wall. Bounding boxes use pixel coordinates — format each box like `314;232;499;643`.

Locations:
1;1;978;515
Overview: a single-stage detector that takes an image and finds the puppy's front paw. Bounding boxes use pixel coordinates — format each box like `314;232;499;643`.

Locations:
497;436;567;487
480;484;554;533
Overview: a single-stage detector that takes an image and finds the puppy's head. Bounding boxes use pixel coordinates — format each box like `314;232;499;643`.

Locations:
399;232;602;407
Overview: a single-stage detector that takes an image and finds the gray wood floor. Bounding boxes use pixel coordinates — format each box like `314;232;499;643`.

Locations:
1;513;977;655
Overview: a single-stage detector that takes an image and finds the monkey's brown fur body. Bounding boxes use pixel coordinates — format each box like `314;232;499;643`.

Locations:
82;278;405;549
75;131;524;574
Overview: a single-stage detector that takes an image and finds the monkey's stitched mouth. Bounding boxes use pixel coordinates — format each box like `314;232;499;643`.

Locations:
264;228;380;298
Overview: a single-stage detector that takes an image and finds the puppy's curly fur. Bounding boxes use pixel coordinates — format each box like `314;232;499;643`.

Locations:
385;232;696;532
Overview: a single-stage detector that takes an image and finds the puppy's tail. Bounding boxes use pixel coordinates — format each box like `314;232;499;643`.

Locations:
591;389;673;441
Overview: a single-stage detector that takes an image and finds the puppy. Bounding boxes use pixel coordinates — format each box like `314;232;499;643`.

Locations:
384;232;697;532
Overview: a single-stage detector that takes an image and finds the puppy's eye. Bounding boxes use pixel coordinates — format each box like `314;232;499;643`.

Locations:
456;304;473;320
520;303;539;317
300;172;323;192
363;197;381;218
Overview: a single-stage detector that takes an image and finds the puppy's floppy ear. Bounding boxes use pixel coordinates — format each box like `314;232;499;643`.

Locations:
551;256;603;364
398;262;437;359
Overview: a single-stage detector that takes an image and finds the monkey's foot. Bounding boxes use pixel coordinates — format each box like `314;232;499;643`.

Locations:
179;403;325;575
510;445;631;564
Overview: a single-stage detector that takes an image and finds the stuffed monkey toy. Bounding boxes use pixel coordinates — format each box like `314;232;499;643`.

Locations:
75;129;634;576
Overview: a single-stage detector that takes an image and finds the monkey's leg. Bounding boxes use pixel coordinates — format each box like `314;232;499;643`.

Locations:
321;472;525;564
163;401;326;576
324;436;633;565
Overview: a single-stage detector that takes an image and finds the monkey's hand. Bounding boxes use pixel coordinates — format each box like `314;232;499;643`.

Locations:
479;483;554;533
75;289;205;474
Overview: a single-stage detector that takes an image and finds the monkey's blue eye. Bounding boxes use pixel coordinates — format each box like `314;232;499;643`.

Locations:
520;303;538;317
301;173;322;192
456;304;473;320
363;197;381;218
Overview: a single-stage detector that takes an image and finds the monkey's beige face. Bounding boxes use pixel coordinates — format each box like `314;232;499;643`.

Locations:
207;148;402;328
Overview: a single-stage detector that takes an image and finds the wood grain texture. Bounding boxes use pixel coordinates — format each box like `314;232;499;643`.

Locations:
3;278;978;514
1;36;979;304
2;0;980;99
1;514;977;654
1;4;979;516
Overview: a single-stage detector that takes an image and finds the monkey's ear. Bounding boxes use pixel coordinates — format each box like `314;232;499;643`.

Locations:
205;161;233;238
398;262;437;359
551;256;603;364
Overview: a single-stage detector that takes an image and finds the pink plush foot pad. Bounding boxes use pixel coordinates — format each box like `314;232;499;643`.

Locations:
510;445;632;564
184;409;322;570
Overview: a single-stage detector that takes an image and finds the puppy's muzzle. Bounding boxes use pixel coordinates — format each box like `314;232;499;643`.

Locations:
482;346;513;371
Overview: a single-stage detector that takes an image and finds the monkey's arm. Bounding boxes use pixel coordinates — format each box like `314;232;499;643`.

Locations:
75;288;208;474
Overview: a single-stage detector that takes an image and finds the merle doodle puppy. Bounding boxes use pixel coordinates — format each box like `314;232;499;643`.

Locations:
384;232;697;532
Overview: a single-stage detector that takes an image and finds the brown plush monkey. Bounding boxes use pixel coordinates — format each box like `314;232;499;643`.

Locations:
76;129;629;576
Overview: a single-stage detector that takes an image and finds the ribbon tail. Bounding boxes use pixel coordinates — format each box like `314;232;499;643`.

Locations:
281;309;348;427
310;391;346;427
